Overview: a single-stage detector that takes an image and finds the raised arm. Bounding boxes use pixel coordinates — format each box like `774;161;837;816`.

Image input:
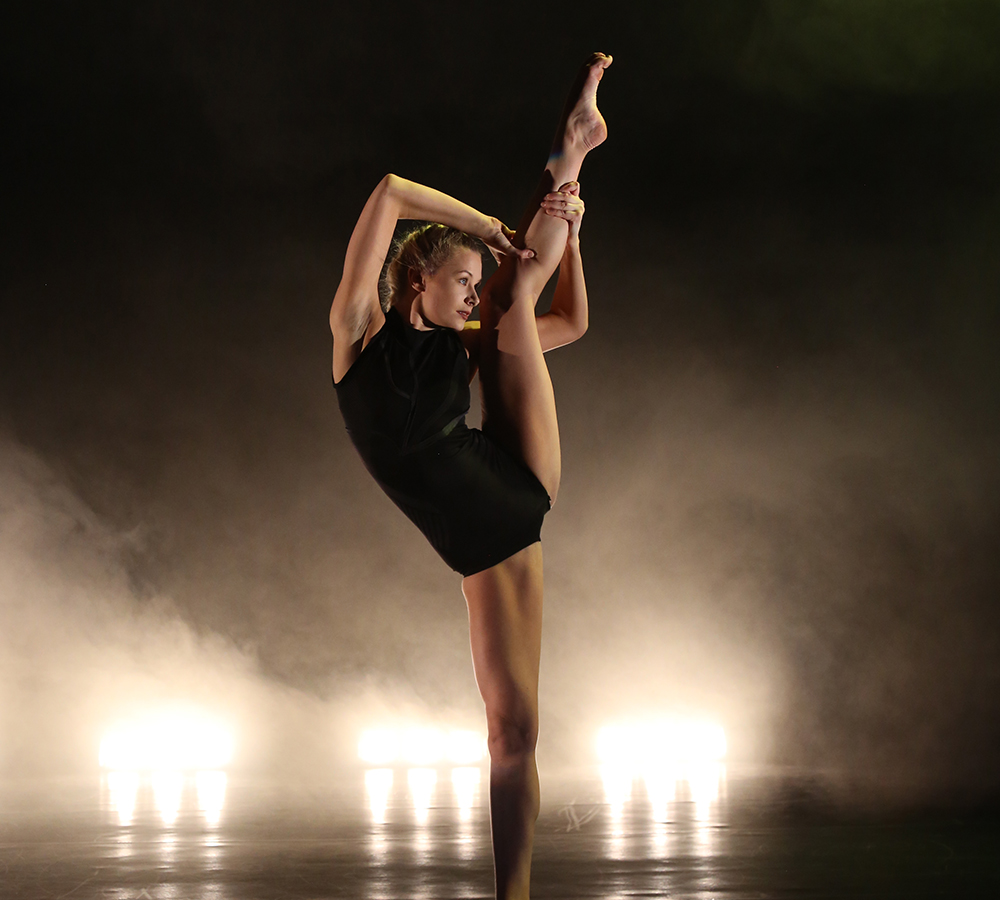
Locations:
535;181;589;352
330;174;530;382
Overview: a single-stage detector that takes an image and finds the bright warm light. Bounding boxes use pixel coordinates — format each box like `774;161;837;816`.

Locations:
600;763;633;818
446;730;485;764
451;766;481;816
596;719;726;767
688;761;725;808
100;712;234;771
408;767;437;824
196;770;227;826
447;731;486;766
106;770;140;826
358;729;400;765
643;767;677;822
365;768;394;824
151;770;184;826
358;725;486;766
403;727;445;765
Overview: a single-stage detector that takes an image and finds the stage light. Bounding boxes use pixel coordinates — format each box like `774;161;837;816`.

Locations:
105;770;140;826
408;767;437;824
688;761;725;807
196;770;228;826
599;762;633;818
596;718;726;768
643;767;677;822
99;711;234;771
151;770;184;826
358;729;399;765
445;729;485;764
403;727;446;765
358;724;486;767
451;766;481;816
365;768;393;824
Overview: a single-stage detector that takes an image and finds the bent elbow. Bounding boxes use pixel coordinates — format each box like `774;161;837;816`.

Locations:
565;318;588;345
379;172;403;199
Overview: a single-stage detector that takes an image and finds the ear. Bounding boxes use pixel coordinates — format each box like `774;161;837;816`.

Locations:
408;267;426;293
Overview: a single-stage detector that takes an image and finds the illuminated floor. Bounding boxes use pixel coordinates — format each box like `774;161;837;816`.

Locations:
0;766;997;899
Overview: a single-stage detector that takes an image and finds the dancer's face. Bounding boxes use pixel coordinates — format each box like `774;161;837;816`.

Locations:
413;249;482;331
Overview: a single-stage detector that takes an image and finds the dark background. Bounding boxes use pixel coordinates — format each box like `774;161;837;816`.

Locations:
1;1;998;802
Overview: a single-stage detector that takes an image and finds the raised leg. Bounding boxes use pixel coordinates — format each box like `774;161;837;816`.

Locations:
463;544;544;900
478;53;611;503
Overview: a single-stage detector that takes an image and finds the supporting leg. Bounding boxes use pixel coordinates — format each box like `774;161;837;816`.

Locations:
463;544;544;900
463;54;612;900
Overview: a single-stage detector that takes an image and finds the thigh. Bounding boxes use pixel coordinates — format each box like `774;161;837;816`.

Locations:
462;543;544;728
476;271;562;502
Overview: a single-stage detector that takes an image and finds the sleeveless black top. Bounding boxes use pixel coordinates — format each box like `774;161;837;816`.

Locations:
334;308;550;576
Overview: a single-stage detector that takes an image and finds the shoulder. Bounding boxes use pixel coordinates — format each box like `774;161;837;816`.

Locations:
459;321;480;381
460;321;480;356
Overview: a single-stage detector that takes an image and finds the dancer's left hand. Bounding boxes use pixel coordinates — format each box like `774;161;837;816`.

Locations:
483;218;534;264
540;182;585;242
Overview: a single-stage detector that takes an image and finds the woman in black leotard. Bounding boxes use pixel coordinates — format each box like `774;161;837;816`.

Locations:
330;54;611;900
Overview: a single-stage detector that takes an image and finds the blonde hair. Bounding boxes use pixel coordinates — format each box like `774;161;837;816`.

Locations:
381;224;484;311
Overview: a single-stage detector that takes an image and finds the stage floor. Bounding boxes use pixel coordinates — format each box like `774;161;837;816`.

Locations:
1;766;997;899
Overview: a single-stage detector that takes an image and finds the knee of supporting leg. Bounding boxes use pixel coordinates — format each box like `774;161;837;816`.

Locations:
487;714;538;762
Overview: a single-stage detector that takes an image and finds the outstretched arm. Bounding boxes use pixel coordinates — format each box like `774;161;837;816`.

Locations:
535;182;589;352
330;174;530;381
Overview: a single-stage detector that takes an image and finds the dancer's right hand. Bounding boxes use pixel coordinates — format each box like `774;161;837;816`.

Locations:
540;182;585;242
483;217;535;263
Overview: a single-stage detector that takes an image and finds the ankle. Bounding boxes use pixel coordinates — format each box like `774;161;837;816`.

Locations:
545;150;583;186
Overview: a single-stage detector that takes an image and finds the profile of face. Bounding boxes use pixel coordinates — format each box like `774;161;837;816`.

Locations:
410;248;482;331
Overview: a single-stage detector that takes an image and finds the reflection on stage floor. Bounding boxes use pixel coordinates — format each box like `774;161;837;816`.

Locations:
0;764;997;899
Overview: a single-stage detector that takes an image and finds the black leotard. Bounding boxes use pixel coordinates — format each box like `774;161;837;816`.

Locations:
334;308;551;577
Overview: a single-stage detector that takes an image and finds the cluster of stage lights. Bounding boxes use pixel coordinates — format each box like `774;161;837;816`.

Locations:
99;711;234;827
357;726;486;767
596;719;728;821
356;718;727;825
596;719;727;768
358;726;487;826
98;713;726;827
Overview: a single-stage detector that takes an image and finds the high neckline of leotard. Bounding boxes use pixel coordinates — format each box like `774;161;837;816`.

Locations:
386;305;451;337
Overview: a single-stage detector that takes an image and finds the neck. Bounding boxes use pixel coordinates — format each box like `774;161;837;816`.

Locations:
393;291;435;331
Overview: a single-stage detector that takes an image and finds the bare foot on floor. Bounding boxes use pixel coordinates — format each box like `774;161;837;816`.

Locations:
552;52;613;159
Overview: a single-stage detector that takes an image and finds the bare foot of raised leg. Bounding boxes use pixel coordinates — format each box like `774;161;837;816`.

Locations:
550;52;613;165
503;52;612;271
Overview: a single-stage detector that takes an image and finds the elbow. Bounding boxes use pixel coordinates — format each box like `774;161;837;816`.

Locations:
557;312;588;346
372;173;408;220
568;316;588;344
379;172;403;199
